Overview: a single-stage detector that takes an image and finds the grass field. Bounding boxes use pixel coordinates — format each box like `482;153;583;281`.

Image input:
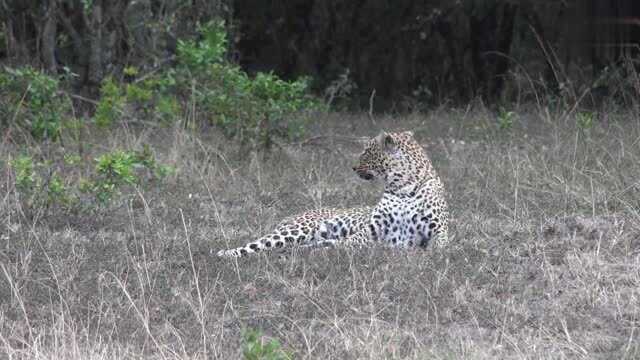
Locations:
1;108;639;359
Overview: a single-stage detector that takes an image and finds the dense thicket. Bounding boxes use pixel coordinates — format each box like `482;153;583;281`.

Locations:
1;0;640;107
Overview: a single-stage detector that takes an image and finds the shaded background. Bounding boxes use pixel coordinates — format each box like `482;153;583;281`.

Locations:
1;0;640;108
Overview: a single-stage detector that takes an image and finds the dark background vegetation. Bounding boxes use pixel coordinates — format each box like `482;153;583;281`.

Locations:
2;0;640;107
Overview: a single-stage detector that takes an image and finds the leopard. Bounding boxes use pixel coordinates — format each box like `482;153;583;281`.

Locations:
215;130;449;258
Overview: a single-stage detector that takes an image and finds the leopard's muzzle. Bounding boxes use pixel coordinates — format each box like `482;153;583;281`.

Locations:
353;166;374;180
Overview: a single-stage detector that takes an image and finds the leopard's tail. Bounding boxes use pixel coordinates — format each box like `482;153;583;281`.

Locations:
215;227;313;258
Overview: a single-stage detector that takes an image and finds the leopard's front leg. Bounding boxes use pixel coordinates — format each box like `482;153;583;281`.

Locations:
309;221;378;248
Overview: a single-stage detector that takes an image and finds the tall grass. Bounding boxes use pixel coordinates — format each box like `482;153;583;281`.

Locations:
2;105;640;358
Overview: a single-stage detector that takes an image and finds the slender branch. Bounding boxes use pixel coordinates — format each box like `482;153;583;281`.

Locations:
63;92;100;106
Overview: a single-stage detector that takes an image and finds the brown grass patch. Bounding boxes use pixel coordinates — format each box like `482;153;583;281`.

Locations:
1;110;639;359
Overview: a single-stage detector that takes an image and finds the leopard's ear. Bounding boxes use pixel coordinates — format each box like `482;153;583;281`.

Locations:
403;130;414;137
375;131;396;152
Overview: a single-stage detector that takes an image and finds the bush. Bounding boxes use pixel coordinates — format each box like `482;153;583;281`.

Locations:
94;71;181;126
91;147;174;203
242;329;292;360
9;148;174;208
497;107;516;131
2;21;320;151
11;155;38;193
94;76;126;128
9;155;70;208
177;21;228;71
0;67;70;140
576;111;594;130
176;21;322;149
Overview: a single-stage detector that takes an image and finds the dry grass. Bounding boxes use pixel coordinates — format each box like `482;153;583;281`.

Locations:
1;108;639;359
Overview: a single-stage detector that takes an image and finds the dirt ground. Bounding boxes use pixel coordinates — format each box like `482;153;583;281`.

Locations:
1;109;639;359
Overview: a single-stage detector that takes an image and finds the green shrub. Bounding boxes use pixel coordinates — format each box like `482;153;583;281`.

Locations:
0;23;318;150
87;21;319;150
497;107;516;131
126;82;154;103
176;22;321;149
0;67;70;140
248;72;315;143
11;155;37;192
576;111;594;130
46;173;69;205
91;147;174;203
95;151;139;185
177;20;227;71
242;329;292;360
9;148;174;208
9;155;70;207
156;96;181;123
94;76;125;127
94;69;181;126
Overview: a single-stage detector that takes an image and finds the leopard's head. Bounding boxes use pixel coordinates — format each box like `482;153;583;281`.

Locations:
353;131;430;188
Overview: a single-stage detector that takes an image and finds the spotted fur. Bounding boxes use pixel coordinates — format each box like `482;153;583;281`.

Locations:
216;130;449;258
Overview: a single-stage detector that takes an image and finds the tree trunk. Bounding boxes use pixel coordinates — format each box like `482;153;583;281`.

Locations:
469;1;518;101
41;0;58;73
87;0;104;86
